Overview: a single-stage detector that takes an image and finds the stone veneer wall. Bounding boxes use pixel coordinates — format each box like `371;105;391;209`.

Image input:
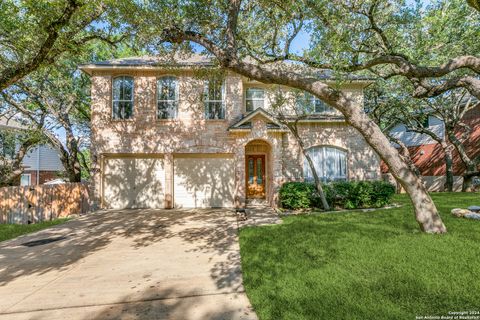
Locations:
90;70;380;209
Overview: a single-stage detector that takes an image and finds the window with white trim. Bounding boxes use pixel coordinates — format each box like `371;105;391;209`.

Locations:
20;174;31;186
303;146;347;182
204;79;225;119
112;76;134;119
297;92;335;114
246;88;265;112
157;76;178;119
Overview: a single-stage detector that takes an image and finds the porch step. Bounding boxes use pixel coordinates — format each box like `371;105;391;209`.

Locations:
238;200;282;228
245;198;269;208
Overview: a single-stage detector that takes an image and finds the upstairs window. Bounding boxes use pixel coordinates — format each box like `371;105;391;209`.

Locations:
112;76;134;120
303;146;347;182
246;88;265;112
297;92;335;114
157;76;178;119
204;79;225;119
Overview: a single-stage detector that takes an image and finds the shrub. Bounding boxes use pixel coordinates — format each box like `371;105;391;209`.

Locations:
280;180;396;210
370;180;397;207
279;182;316;209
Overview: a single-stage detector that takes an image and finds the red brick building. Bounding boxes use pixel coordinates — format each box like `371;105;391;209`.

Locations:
382;104;480;191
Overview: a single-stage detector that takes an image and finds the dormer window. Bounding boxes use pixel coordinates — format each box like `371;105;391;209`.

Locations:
297;92;335;114
112;76;134;120
204;79;225;119
157;76;178;119
246;88;265;112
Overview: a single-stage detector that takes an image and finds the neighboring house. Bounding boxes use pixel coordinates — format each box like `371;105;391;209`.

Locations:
80;54;380;209
0;116;64;186
21;145;65;186
383;105;480;191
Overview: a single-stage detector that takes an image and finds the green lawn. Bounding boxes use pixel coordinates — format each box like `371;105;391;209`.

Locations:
0;219;69;242
240;193;480;320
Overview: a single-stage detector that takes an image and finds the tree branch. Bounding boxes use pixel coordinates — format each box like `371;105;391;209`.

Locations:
0;0;81;91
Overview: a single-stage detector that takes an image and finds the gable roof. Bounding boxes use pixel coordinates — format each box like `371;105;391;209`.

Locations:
228;108;288;132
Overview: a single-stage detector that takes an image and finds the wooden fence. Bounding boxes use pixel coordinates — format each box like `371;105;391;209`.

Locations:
0;183;90;224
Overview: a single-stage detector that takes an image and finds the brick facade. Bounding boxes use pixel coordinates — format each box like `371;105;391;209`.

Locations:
22;170;62;185
89;69;380;208
381;104;480;191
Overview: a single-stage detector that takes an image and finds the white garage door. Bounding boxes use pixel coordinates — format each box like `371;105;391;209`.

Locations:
174;155;235;208
103;157;165;209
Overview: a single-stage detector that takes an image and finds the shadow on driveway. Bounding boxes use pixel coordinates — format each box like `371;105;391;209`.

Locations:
0;209;256;320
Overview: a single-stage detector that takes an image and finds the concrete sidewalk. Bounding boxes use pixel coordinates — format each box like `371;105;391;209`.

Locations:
0;209;258;320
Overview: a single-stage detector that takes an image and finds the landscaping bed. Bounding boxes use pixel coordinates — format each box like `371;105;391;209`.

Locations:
239;193;480;319
279;180;396;212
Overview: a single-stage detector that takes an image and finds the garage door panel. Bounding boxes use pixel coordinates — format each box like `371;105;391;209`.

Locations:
103;158;135;209
174;156;234;208
135;158;165;208
103;157;165;209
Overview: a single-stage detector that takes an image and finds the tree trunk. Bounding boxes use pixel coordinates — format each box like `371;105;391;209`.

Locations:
335;102;446;233
447;132;479;192
216;59;447;233
462;175;474;192
303;149;330;210
462;167;478;192
443;143;454;192
0;167;24;187
66;161;82;183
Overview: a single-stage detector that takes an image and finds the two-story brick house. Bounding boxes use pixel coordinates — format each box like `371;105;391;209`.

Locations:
80;54;380;209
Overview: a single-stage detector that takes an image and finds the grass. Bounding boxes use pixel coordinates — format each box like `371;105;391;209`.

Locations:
239;193;480;320
0;218;69;243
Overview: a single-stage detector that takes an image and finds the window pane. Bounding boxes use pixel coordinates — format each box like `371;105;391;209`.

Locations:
157;77;178;119
113;101;133;120
303;147;347;182
256;158;263;184
158;77;177;101
206;79;223;100
248;159;254;184
20;174;30;186
205;79;224;119
112;101;120;119
113;79;122;100
246;100;254;112
246;88;264;99
158;101;178;119
246;88;265;112
296;93;315;113
122;78;133;100
205;102;225;119
112;76;134;119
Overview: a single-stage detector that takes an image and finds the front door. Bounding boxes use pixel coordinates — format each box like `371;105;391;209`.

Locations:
246;155;266;198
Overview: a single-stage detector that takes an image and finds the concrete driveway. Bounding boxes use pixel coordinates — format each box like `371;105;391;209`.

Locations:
0;209;258;320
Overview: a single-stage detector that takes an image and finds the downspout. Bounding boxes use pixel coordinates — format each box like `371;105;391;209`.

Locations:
36;147;40;185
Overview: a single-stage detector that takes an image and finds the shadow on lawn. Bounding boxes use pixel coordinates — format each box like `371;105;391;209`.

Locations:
240;193;480;320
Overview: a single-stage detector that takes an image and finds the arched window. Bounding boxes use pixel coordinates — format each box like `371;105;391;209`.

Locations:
112;76;134;119
246;88;265;112
157;76;178;119
303;146;347;182
204;78;225;119
296;92;335;114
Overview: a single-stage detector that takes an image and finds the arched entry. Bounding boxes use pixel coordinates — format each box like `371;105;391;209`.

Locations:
245;140;272;199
